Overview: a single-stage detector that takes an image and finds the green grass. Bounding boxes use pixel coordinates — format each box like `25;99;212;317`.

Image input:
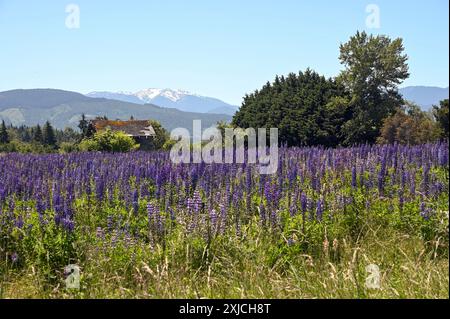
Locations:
1;207;448;299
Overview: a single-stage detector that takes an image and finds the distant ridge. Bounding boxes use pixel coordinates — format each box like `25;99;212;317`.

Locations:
399;86;449;110
0;89;232;131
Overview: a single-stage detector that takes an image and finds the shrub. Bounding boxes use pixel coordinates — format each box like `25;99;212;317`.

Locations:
0;141;56;154
59;142;80;154
79;129;139;152
145;120;169;150
377;105;441;145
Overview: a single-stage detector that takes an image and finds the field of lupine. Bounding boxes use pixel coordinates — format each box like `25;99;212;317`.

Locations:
0;143;448;298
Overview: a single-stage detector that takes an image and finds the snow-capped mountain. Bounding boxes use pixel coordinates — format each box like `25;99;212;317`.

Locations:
87;89;238;115
135;89;195;102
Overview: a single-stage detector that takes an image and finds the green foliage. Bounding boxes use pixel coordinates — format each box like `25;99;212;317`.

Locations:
232;31;411;147
59;142;80;154
0;140;57;154
78;113;88;135
433;99;449;138
55;127;83;144
232;69;349;147
338;31;409;144
43;121;57;147
33;125;44;144
79;129;139;152
0;121;82;154
162;138;177;151
378;103;441;145
78;114;95;139
144;120;169;150
0;120;9;144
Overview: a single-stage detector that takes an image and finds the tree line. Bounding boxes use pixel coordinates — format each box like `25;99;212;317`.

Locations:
0;120;82;153
232;31;449;147
0;115;171;153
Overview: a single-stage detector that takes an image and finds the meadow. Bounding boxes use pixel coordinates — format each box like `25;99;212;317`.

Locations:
0;142;448;299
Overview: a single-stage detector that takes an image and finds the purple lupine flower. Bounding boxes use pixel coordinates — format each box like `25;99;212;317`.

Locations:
421;163;430;196
300;192;308;214
62;216;75;232
111;229;119;247
377;172;385;195
186;198;194;213
192;190;202;213
270;210;278;228
107;215;114;231
399;190;404;211
359;166;365;189
95;176;104;201
316;198;324;221
287;238;295;246
378;154;387;195
431;181;444;198
401;169;407;189
147;202;163;233
288;166;297;188
169;208;176;222
132;189;139;214
15;216;24;229
246;167;252;190
9;197;15;212
96;227;105;239
420;202;433;220
259;201;266;225
0;185;6;202
147;202;156;220
410;172;416;196
351;166;357;189
11;252;18;263
210;209;218;228
289;204;296;217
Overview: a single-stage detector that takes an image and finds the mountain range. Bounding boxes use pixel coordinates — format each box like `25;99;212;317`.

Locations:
399;86;449;110
0;89;232;131
87;89;238;115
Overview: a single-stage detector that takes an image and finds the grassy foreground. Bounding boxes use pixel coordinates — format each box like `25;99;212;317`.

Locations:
1;208;448;299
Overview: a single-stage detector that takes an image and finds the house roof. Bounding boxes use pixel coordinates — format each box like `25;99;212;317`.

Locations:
91;120;156;137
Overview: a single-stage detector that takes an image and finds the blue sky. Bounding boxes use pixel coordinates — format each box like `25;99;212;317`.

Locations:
0;0;448;105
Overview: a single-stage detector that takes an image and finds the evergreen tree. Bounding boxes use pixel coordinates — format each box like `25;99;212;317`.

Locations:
232;69;349;147
78;113;88;136
85;122;96;138
33;125;44;144
0;120;10;144
433;99;449;138
22;130;32;142
43;121;57;147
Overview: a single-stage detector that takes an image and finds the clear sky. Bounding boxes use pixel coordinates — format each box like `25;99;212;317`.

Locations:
0;0;448;105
